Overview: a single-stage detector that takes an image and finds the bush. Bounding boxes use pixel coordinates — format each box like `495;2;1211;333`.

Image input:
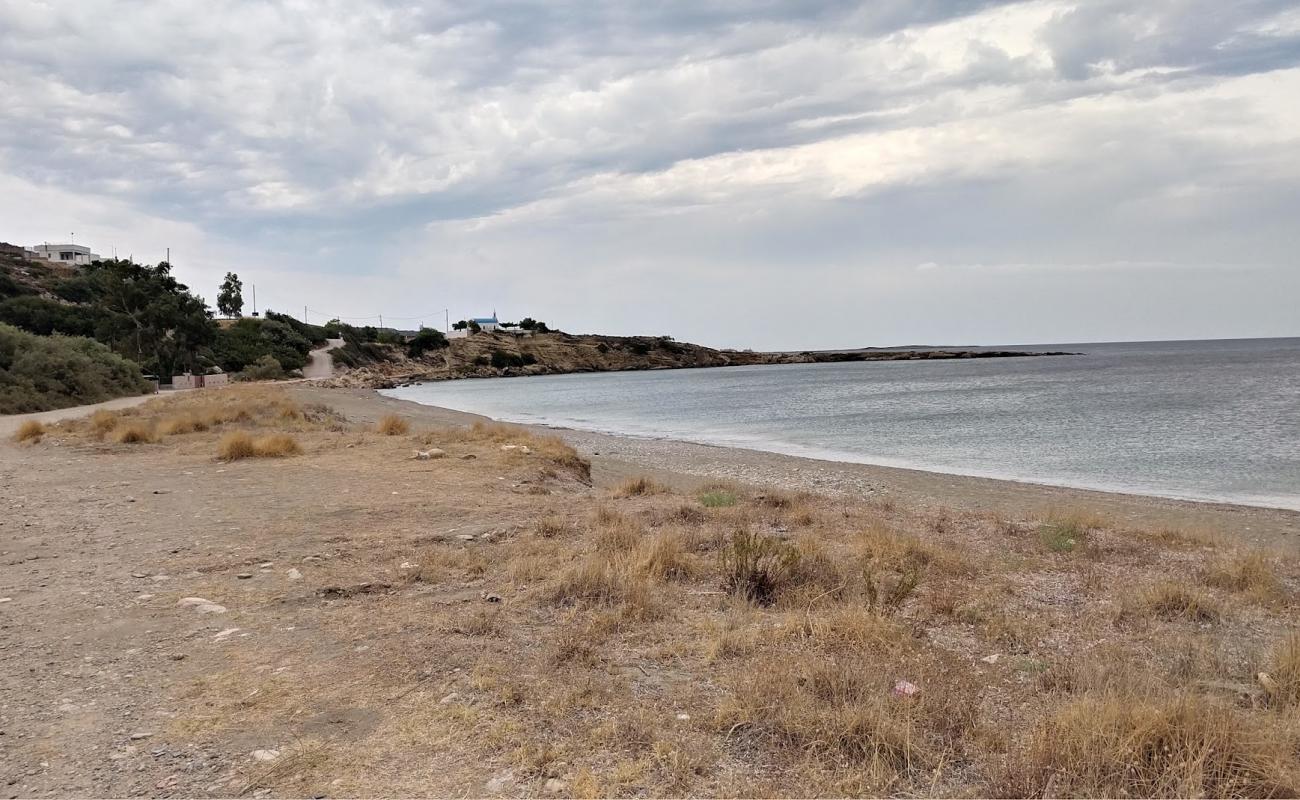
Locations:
721;529;802;605
13;420;45;443
376;414;410;435
489;350;536;369
407;327;448;358
111;422;156;444
699;489;738;508
614;476;670;497
239;355;286;381
0;295;98;337
218;431;302;460
210;318;311;373
0;323;150;414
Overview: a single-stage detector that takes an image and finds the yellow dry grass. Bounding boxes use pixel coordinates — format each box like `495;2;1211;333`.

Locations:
614;476;670;497
217;431;302;461
13;419;45;443
376;414;410;435
110;422;156;444
998;693;1298;797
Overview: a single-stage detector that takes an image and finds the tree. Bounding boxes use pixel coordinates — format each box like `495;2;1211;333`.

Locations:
452;320;469;330
407;327;449;358
217;272;244;318
87;259;214;377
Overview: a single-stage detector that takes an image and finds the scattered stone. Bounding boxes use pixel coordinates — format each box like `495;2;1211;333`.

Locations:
544;778;568;795
136;593;154;600
481;592;502;603
399;561;416;570
212;628;240;642
460;454;477;460
0;598;11;604
250;749;280;762
456;534;476;541
129;732;153;740
676;712;691;721
286;568;303;581
131;572;147;579
152;489;171;495
235;573;253;580
438;692;460;705
892;680;920;697
413;449;446;460
981;654;1000;664
258;562;273;568
176;597;227;614
485;770;515;793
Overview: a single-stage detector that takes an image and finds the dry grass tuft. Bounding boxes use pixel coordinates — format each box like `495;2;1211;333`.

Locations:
594;508;645;553
217;431;257;461
376;414;410;435
1038;513;1095;553
157;413;211;436
13;419;45;443
88;410;119;436
110;422;156;444
720;528;802;605
614;476;670;497
998;693;1299;797
1261;633;1300;708
534;515;569;538
217;431;302;461
252;433;302;457
1203;551;1286;604
716;655;970;791
635;531;696;581
1121;581;1221;624
548;554;660;619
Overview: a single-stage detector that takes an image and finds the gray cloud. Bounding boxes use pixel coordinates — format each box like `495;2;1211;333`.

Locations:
1;0;1297;346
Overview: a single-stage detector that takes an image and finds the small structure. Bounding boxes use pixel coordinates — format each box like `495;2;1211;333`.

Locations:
172;372;229;390
30;243;102;266
471;315;500;332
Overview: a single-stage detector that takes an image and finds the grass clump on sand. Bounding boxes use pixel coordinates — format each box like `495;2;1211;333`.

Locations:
376;414;410;436
12;419;45;443
217;431;302;461
1038;516;1091;553
998;693;1299;797
699;488;739;508
1202;551;1286;604
110;422;156;444
157;413;211;436
1261;633;1300;708
721;528;801;605
614;476;669;497
1120;581;1221;624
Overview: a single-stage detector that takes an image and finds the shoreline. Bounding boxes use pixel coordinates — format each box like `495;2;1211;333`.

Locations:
296;386;1300;552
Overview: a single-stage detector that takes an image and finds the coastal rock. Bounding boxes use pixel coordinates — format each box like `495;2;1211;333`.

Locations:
286;568;303;581
544;778;568;795
176;597;227;614
250;749;280;762
485;770;515;794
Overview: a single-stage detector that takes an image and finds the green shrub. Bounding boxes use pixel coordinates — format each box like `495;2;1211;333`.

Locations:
239;355;286;381
209;318;311;373
0;323;149;413
699;489;739;508
0;295;98;337
407;327;449;358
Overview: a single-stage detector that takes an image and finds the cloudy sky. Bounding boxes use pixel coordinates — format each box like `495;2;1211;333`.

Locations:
2;1;1298;349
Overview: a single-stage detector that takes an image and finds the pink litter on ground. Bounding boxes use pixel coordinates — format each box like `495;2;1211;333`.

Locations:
893;680;920;697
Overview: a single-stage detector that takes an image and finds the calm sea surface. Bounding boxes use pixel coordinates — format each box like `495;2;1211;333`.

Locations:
382;338;1300;511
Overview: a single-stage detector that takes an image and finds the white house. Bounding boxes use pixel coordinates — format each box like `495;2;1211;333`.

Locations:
30;243;102;266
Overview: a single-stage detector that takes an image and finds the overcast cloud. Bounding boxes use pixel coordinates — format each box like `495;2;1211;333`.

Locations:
2;0;1298;348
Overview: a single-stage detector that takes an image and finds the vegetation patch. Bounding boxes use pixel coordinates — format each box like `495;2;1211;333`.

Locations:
217;430;303;461
12;419;46;443
111;422;156;444
376;414;410;436
699;489;739;508
614;476;670;497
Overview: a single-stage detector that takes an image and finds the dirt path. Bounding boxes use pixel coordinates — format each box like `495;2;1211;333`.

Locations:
302;339;345;380
0;393;160;438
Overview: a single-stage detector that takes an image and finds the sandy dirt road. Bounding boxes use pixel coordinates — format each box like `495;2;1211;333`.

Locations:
302;339;345;380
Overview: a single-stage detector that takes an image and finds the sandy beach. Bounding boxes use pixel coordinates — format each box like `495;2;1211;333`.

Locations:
3;384;1298;797
307;387;1300;553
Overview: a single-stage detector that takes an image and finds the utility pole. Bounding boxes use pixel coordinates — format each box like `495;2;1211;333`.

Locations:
445;308;449;333
379;314;383;330
166;247;170;265
304;305;308;324
251;283;257;316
